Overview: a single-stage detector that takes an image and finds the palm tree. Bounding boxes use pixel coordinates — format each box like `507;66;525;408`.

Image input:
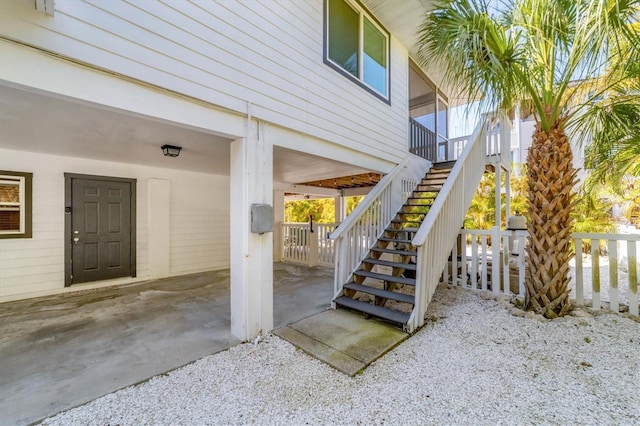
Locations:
417;0;640;318
578;21;640;192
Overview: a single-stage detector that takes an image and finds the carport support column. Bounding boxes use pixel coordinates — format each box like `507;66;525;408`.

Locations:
230;128;274;341
335;195;346;224
273;189;285;262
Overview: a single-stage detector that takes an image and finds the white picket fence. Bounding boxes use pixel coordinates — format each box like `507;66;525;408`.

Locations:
447;227;640;316
280;221;640;316
282;222;336;267
573;232;639;315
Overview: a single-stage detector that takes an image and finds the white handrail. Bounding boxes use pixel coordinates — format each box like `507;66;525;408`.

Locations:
412;114;490;246
331;155;430;299
330;157;411;240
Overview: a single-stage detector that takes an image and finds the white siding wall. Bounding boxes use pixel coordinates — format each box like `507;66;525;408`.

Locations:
170;175;230;275
0;0;410;163
0;149;230;301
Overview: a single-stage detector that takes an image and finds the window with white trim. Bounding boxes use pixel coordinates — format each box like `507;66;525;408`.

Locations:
325;0;390;101
0;171;32;239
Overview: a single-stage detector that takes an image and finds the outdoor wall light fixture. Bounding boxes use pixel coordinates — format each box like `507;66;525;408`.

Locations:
161;144;182;157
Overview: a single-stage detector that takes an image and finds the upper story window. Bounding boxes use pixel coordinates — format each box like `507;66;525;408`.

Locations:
325;0;390;102
0;171;33;239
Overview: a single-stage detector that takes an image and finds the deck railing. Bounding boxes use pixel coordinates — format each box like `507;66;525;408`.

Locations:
409;118;437;162
409;114;493;332
446;228;639;316
448;126;504;163
282;222;336;267
330;155;430;299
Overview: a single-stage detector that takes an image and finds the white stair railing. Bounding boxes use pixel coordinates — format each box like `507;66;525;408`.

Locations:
409;113;509;332
330;155;430;299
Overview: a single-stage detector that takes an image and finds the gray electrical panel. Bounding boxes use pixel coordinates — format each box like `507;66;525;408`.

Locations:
251;204;273;234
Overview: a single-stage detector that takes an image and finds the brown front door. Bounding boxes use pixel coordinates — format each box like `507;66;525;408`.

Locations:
65;174;136;285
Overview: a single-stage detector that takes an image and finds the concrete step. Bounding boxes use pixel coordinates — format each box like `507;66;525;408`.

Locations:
334;296;411;325
343;283;415;305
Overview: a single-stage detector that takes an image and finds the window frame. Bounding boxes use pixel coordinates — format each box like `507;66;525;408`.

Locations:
0;170;33;239
324;0;391;104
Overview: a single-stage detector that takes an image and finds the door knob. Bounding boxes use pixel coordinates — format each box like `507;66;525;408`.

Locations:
73;237;80;244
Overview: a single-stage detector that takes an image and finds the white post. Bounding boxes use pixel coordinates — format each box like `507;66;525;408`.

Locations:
505;169;511;220
502;233;510;294
148;178;170;279
273;189;285;262
628;241;638;316
481;234;488;291
591;242;601;310
491;226;500;295
335;195;346;224
229;123;274;341
308;221;319;267
517;231;525;297
495;166;501;228
608;240;619;312
575;239;584;306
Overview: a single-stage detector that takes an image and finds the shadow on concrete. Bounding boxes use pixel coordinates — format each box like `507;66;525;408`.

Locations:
0;263;333;425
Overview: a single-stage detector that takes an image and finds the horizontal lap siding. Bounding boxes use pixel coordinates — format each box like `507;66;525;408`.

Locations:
169;175;229;275
0;149;230;300
0;163;65;296
1;0;409;163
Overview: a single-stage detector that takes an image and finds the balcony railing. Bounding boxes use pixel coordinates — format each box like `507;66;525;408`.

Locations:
281;222;336;267
409;118;438;162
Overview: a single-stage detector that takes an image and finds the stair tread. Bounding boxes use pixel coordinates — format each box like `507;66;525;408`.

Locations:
391;219;423;224
371;246;416;256
402;205;431;210
363;258;417;270
378;237;412;243
344;283;415;304
333;296;411;324
354;270;416;286
385;227;419;233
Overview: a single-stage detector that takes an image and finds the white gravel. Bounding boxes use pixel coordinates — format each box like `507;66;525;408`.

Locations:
42;285;639;426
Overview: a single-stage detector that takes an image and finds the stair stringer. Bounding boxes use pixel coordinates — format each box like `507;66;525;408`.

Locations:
407;118;490;332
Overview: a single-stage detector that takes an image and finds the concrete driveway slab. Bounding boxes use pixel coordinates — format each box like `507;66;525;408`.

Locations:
0;263;334;425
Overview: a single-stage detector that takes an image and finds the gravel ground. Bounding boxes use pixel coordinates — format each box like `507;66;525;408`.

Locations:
42;285;639;426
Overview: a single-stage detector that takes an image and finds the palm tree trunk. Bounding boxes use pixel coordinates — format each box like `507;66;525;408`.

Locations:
525;121;578;318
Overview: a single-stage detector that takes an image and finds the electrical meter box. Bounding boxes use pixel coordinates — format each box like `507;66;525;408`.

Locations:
251;204;273;234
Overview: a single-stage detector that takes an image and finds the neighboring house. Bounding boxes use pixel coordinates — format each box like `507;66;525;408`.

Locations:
512;113;588;183
0;0;475;339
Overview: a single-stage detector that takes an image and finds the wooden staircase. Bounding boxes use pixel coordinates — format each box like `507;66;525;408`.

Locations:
333;162;455;328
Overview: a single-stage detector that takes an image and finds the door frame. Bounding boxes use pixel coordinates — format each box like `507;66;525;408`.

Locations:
64;173;137;287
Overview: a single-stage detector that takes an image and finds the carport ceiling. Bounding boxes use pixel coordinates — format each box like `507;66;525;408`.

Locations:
297;172;382;190
0;85;379;184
